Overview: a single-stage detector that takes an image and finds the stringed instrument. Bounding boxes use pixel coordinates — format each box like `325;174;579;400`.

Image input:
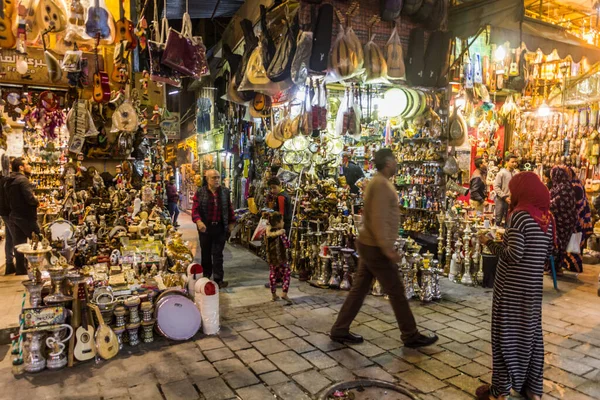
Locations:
0;0;16;48
92;35;110;102
73;284;96;361
114;0;135;49
41;28;62;82
111;38;129;83
88;303;119;360
135;15;147;50
85;0;109;39
36;0;67;32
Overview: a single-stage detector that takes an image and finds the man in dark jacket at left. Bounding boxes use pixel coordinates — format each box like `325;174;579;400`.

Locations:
6;158;39;275
469;157;488;214
192;169;235;289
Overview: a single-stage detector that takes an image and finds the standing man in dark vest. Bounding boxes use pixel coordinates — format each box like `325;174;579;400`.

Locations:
192;169;236;289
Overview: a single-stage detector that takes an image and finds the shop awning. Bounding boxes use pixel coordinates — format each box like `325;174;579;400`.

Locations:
448;0;600;64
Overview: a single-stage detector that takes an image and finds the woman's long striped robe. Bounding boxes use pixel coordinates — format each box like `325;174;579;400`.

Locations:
487;211;554;398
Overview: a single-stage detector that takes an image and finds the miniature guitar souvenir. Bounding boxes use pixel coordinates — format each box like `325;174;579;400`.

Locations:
74;284;96;361
85;0;109;39
0;0;16;48
92;36;110;102
114;0;136;49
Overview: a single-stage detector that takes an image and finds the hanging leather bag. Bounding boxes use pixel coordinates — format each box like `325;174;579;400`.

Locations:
267;14;297;82
309;4;333;72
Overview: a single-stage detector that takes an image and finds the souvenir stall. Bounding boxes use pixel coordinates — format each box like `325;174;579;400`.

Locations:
212;0;453;300
0;0;222;375
434;0;600;290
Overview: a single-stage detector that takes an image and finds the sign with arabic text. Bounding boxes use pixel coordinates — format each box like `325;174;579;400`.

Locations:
0;49;104;87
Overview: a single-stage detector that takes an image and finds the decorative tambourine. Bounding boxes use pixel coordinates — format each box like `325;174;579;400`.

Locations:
38;91;59;111
112;101;139;132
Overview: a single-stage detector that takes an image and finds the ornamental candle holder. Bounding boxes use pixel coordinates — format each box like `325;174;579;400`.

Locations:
437;212;445;264
449;237;462;283
24;331;46;373
400;257;415;300
444;218;455;276
461;223;474;286
15;241;52;285
22;280;44;308
316;254;331;286
419;263;434;303
327;246;342;288
431;259;442;301
44;266;73;304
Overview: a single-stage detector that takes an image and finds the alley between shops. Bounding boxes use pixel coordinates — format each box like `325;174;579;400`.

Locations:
1;212;600;400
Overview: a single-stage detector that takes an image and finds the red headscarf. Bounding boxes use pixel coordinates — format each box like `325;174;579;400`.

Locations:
508;172;552;233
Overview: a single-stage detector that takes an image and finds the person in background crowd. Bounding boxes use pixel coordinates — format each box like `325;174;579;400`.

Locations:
339;152;364;195
494;154;518;226
477;172;553;400
166;177;180;228
5;158;39;276
329;148;438;348
549;166;577;275
469;157;488;213
264;212;292;304
192;169;236;289
0;167;14;275
563;166;592;273
268;177;293;235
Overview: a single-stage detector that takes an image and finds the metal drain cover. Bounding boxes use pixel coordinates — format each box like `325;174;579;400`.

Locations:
320;379;419;400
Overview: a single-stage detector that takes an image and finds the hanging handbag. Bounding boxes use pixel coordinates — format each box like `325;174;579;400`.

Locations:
309;3;333;73
235;19;259;102
260;5;276;71
291;29;313;85
162;11;209;78
148;0;180;87
267;12;296;82
405;27;425;86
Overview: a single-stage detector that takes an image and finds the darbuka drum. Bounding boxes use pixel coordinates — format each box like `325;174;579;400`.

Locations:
154;289;201;340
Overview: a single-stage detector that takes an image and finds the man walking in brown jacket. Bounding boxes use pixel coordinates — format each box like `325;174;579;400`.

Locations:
330;149;438;348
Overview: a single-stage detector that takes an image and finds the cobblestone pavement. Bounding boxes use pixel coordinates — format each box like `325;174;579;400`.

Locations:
1;213;600;399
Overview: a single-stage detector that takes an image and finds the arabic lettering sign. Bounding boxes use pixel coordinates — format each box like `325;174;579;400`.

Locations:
0;49;103;87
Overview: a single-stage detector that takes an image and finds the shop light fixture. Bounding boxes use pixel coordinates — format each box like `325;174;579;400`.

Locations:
494;45;506;62
168;90;180;95
537;101;551;117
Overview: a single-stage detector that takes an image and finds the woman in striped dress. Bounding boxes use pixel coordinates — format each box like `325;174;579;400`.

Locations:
477;172;554;400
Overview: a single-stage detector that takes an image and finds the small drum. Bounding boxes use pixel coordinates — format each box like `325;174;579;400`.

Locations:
154;289;201;340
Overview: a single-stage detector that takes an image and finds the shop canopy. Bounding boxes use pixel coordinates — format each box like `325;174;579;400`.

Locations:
448;0;600;64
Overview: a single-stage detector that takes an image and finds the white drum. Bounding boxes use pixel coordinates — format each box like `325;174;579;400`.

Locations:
154;290;201;340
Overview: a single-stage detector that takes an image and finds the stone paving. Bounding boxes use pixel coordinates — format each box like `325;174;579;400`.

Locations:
1;213;600;399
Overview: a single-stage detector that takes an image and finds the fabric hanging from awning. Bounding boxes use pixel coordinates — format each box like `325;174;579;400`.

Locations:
448;0;600;64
